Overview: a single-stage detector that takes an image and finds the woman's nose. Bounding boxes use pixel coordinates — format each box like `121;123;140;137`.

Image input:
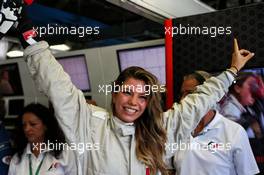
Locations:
24;124;31;132
128;95;137;105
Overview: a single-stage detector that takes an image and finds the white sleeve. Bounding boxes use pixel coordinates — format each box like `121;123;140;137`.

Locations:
232;127;259;175
164;71;234;145
24;41;90;145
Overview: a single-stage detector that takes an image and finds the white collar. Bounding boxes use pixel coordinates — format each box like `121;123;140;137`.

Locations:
112;116;135;136
198;111;222;134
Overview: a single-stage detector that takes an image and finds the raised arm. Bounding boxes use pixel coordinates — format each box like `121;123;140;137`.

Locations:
24;41;90;144
1;4;94;144
164;39;254;145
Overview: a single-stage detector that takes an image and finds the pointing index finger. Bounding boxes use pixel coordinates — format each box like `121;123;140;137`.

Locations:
234;38;239;52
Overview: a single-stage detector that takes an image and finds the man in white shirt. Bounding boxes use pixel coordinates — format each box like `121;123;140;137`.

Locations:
173;71;259;175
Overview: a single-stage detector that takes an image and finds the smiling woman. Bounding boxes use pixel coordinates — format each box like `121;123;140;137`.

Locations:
111;67;167;174
112;78;148;123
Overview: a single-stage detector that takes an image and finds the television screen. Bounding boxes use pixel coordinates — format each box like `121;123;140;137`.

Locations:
241;67;264;78
0;63;23;96
8;99;24;116
56;55;91;92
211;67;264;78
117;45;166;85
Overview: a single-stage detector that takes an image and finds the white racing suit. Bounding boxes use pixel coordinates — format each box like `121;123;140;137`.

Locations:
24;41;234;175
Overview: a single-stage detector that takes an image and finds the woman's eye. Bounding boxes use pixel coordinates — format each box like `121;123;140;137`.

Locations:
30;123;37;126
140;95;147;99
139;96;147;101
123;91;131;95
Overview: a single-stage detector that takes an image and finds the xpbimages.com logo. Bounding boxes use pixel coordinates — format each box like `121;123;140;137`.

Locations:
165;141;232;154
98;82;166;95
165;24;232;38
32;141;100;154
33;24;100;37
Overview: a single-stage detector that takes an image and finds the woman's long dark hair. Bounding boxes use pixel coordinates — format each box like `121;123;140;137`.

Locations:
229;72;255;96
14;103;66;161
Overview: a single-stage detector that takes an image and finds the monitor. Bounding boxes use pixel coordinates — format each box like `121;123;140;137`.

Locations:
56;55;91;92
211;67;264;78
241;67;264;78
0;63;23;96
8;99;24;116
117;45;166;85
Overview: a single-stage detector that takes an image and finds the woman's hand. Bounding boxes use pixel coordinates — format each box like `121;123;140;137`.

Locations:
230;38;254;73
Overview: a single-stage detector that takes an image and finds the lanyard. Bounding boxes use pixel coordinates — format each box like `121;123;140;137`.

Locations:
28;153;46;175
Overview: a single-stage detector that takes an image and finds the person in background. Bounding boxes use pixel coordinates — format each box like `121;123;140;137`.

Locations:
0;96;12;175
244;75;264;139
237;74;264;173
219;72;262;138
173;71;259;175
0;70;14;95
8;103;80;175
1;1;255;174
